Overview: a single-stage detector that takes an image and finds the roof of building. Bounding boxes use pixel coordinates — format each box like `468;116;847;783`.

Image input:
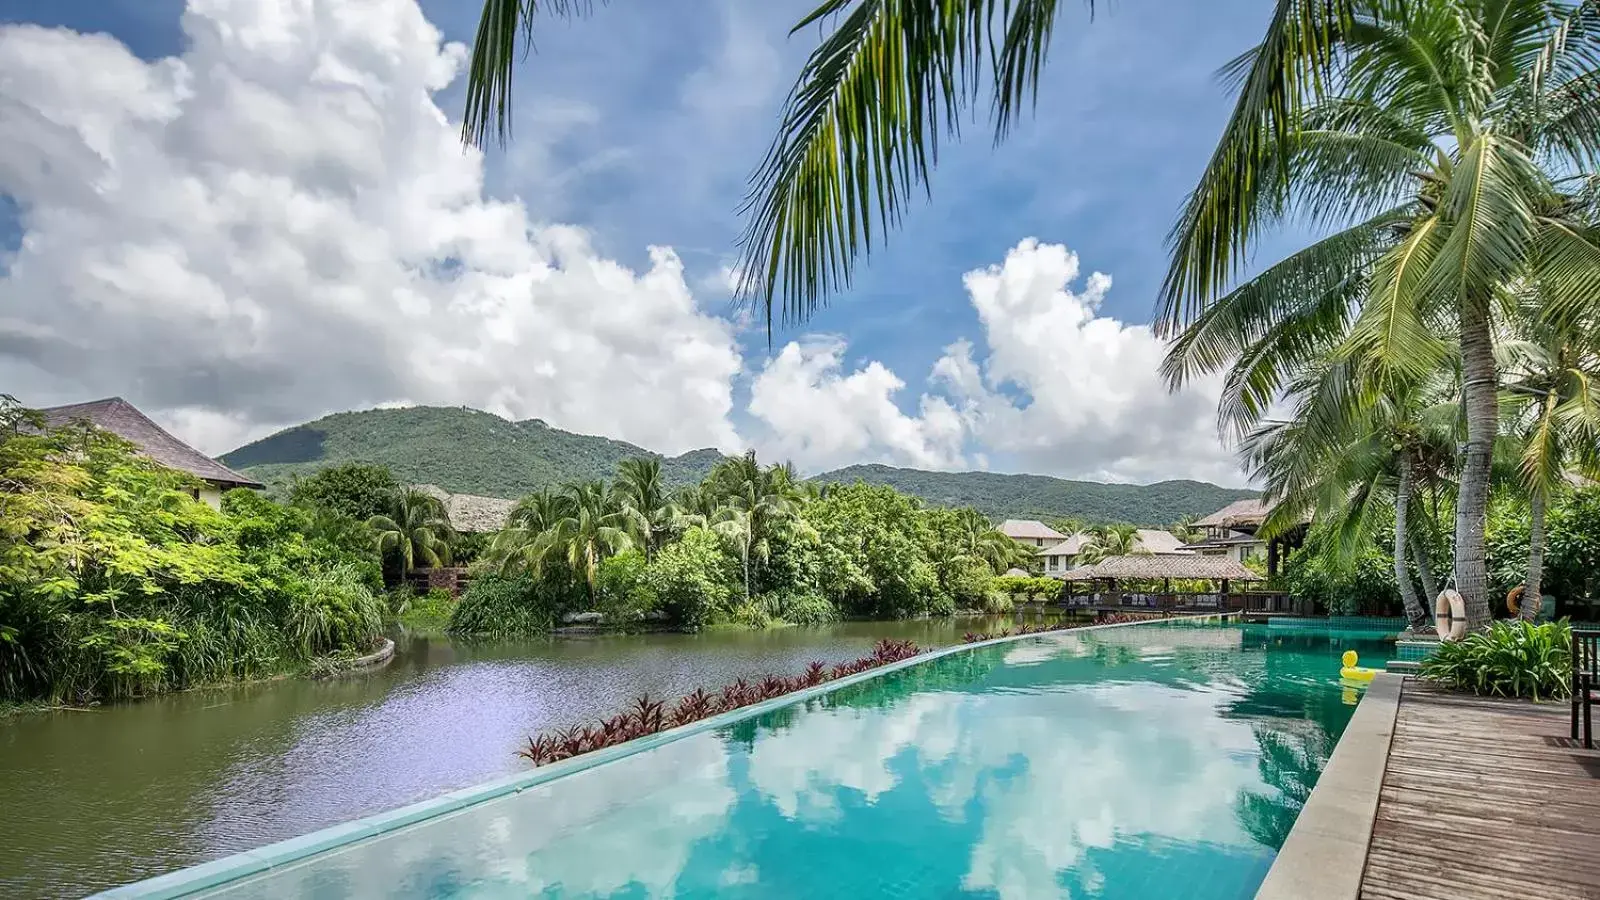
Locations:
1039;528;1190;557
413;484;517;533
40;397;262;488
1058;553;1264;582
1191;498;1271;529
999;519;1068;541
1181;529;1265;550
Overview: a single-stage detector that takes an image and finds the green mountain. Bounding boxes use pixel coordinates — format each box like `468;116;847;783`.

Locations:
223;407;1255;524
221;406;726;498
815;464;1257;526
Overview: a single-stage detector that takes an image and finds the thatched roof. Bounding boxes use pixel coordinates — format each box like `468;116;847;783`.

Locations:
1192;498;1271;529
413;484;516;533
40;397;262;488
999;519;1067;541
1058;554;1264;582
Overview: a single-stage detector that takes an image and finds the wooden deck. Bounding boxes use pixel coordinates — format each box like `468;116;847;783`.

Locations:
1360;681;1600;900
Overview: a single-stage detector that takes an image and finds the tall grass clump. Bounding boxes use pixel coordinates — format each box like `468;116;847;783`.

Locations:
1420;620;1572;701
288;564;386;657
448;574;553;636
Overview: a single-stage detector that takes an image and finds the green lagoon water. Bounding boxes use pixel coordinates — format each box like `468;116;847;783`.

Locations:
163;622;1393;900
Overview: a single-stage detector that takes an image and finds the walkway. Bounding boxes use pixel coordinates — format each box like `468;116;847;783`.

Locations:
1359;681;1600;900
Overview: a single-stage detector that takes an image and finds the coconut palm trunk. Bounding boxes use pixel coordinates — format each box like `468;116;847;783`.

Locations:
1456;299;1497;629
1410;531;1439;615
1393;463;1429;631
1522;488;1546;621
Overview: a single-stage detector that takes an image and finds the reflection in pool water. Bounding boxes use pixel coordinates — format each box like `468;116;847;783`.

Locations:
181;622;1391;900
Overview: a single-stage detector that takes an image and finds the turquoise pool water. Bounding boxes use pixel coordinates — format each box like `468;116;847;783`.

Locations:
150;622;1393;900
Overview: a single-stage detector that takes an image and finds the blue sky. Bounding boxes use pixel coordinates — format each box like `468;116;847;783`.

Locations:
0;0;1296;485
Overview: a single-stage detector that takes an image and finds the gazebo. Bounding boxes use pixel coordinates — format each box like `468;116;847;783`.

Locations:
1058;554;1268;612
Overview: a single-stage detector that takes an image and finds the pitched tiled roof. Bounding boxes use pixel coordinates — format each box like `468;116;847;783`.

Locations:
1039;529;1188;557
40;397;263;488
413;484;516;533
999;519;1068;541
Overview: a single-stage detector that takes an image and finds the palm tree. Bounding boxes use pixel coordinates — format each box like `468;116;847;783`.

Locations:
1243;353;1458;631
948;507;1034;572
1076;524;1147;565
1160;1;1600;629
548;480;635;601
1499;305;1600;617
488;487;574;574
368;490;455;575
613;457;672;559
705;452;804;604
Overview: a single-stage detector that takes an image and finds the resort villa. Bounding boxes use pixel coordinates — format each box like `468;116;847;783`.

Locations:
1181;498;1307;576
1038;528;1190;575
39;397;262;508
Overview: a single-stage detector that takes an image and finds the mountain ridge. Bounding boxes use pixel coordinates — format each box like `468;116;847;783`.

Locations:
222;406;1254;524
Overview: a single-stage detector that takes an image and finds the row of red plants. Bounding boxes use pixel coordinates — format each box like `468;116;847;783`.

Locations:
518;638;922;767
960;611;1174;644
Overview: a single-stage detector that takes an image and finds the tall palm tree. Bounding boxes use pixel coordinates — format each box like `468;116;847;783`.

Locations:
705;452;804;604
488;487;574;574
1499;304;1600;617
1161;1;1600;628
613;457;672;559
1244;354;1458;630
488;481;633;601
368;490;455;575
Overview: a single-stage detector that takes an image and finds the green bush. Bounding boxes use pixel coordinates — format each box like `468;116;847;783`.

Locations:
288;564;387;656
770;588;838;626
287;463;399;522
1420;620;1572;701
981;591;1015;614
398;588;454;630
448;574;553;636
595;550;654;626
943;558;995;610
643;527;737;629
992;575;1034;598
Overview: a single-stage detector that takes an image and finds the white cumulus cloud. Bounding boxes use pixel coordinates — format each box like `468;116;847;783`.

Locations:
0;0;742;456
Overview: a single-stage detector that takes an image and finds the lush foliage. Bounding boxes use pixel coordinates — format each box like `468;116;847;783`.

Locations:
991;576;1065;602
0;403;386;702
516;639;922;767
397;588;456;631
286;463;399;522
1421;621;1573;701
447;574;555;637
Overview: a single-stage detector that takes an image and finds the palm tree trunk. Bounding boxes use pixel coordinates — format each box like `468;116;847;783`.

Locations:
1393;463;1429;631
1410;531;1439;613
1522;488;1546;621
1456;295;1497;629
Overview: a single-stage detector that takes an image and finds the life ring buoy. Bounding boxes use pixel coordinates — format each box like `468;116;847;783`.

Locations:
1507;585;1524;616
1434;589;1467;642
1340;649;1380;682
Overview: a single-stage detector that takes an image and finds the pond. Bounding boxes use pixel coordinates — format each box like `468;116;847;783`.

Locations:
113;621;1397;900
0;613;1067;898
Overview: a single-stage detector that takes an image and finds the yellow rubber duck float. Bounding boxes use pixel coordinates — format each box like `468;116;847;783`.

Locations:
1340;650;1381;682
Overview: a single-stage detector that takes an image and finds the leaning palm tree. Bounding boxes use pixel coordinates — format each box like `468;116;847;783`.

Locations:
1161;1;1600;628
1499;303;1600;617
368;490;455;575
948;507;1034;573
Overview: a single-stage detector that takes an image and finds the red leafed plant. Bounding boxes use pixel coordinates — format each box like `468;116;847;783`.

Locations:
517;638;924;767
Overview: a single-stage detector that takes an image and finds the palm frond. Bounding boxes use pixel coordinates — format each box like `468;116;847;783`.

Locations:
462;0;598;147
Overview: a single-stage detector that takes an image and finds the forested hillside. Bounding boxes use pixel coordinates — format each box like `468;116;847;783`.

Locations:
816;464;1256;525
222;406;724;497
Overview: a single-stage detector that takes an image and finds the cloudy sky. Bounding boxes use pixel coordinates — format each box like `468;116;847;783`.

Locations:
0;0;1298;486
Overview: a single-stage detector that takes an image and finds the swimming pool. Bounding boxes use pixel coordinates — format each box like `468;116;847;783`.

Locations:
108;620;1393;899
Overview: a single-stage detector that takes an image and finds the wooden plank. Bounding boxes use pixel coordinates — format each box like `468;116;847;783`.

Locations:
1357;680;1600;900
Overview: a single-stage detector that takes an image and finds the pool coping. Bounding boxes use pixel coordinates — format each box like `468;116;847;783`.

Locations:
94;613;1233;899
1253;672;1402;900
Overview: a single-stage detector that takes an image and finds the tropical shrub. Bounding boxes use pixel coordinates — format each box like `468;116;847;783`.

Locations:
769;588;837;626
595;550;654;626
287;463;399;522
1420;620;1573;701
643;527;737;629
288;564;386;656
448;574;553;637
398;588;455;630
